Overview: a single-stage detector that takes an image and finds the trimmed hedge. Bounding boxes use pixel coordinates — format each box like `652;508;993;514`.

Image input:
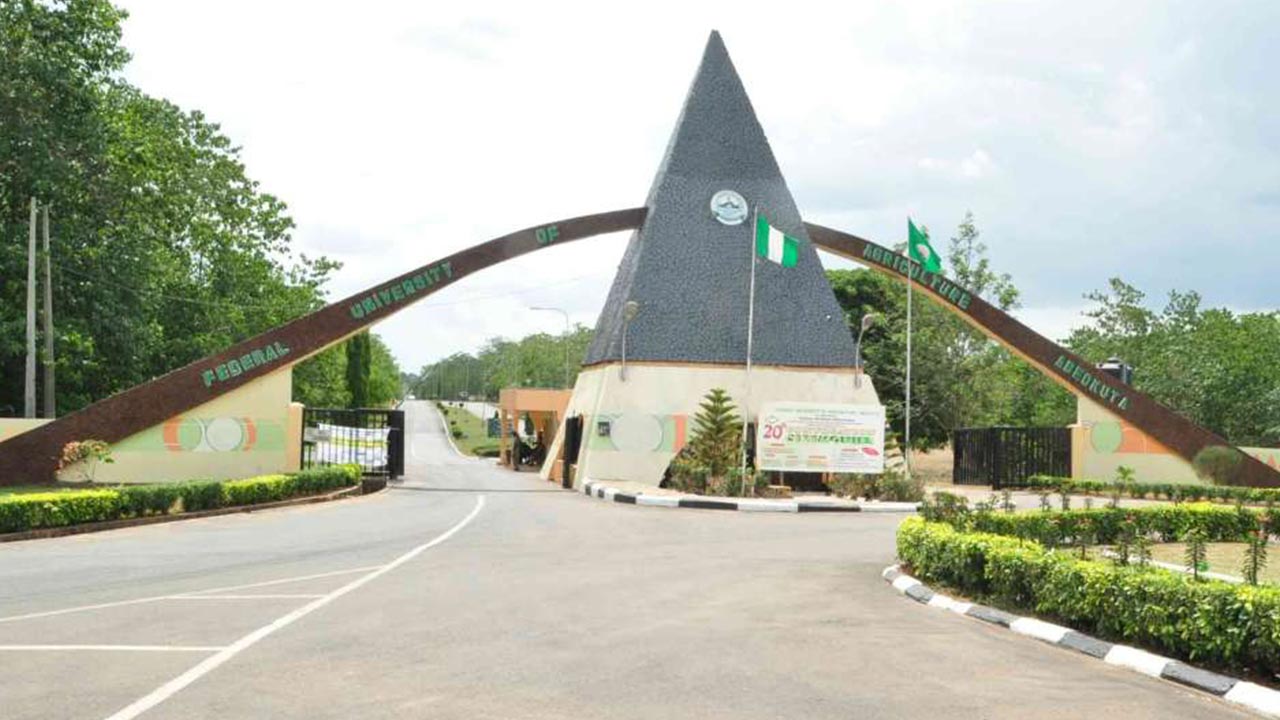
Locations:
967;503;1274;546
1021;474;1280;505
0;464;360;534
898;517;1280;675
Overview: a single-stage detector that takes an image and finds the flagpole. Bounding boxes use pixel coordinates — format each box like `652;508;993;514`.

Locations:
740;209;759;498
904;255;913;481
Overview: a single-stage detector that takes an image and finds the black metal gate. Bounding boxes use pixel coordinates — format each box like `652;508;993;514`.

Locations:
301;408;404;479
562;415;583;489
952;426;1070;488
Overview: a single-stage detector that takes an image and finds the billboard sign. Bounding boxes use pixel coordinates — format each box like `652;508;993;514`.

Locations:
755;402;886;474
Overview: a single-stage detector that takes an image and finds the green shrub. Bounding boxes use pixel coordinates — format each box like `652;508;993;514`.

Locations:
116;484;180;517
0;490;122;533
830;467;923;502
221;474;292;506
290;465;359;495
1194;445;1247;486
1022;474;1280;507
176;481;225;512
963;503;1262;546
898;517;1280;674
0;465;363;535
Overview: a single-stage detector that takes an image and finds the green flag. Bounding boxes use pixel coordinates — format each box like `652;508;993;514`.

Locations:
755;213;799;267
908;218;942;274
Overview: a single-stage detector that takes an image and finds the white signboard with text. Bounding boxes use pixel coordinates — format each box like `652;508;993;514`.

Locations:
755;402;886;474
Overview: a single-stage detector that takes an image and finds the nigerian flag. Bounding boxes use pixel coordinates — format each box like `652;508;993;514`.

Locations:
755;213;799;267
908;218;942;273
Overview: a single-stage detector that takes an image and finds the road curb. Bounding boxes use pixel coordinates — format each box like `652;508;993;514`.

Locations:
434;404;469;459
580;480;920;514
881;564;1280;716
0;483;372;544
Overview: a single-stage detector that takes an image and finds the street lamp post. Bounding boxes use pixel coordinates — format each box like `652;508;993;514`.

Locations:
530;306;571;388
620;300;640;381
855;313;878;389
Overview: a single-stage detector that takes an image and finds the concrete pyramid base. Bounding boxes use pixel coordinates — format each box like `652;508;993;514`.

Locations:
541;362;879;488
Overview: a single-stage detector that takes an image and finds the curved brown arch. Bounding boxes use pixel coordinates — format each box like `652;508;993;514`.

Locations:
0;208;647;485
805;221;1280;488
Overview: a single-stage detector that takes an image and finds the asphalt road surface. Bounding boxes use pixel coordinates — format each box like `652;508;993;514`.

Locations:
0;401;1256;719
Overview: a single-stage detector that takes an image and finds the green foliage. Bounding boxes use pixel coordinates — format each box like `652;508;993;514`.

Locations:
0;0;343;416
291;345;350;408
412;325;593;401
116;484;180;516
897;517;1280;674
1184;526;1209;580
830;466;924;502
0;490;122;533
931;498;1272;548
1067;279;1280;446
1022;474;1280;506
1244;529;1269;586
1193;445;1247;487
57;439;114;482
826;212;1073;450
686;388;742;480
345;332;372;409
0;465;358;534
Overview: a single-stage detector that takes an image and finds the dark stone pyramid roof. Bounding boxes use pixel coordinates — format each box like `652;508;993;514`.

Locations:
584;31;857;368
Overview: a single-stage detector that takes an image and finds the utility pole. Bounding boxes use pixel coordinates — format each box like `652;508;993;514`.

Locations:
42;204;55;418
24;198;37;418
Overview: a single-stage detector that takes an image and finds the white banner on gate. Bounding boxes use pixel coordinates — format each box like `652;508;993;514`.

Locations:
755;402;886;474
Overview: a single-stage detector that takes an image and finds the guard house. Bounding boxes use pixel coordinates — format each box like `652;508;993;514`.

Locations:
540;32;880;489
498;388;569;472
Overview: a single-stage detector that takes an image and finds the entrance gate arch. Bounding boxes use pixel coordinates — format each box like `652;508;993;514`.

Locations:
0;209;1275;487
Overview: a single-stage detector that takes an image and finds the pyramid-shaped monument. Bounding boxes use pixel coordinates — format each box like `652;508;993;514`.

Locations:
584;31;856;368
545;32;877;489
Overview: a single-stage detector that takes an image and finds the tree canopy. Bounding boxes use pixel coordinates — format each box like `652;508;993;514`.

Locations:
1;0;395;415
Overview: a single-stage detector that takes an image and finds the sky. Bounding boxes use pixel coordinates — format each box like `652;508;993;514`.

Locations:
115;0;1280;373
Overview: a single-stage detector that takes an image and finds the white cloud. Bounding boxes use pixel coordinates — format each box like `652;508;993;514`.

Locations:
113;0;1280;372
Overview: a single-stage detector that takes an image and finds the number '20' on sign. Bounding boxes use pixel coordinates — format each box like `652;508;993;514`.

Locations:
761;423;786;440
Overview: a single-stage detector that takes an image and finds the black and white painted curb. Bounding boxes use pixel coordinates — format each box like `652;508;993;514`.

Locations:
882;565;1280;717
580;480;919;514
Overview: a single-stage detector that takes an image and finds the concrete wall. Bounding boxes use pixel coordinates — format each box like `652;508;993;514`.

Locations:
1073;396;1280;484
0;419;52;445
542;362;879;487
53;368;297;484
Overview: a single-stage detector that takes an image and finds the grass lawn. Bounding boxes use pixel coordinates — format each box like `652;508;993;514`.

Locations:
1146;542;1280;584
439;404;500;457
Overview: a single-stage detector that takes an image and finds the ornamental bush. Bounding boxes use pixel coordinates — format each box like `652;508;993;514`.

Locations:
1020;474;1280;506
897;517;1280;674
0;464;360;534
964;503;1268;546
0;490;122;533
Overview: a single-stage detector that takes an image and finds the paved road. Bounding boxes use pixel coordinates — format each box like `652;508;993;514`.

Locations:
0;401;1254;719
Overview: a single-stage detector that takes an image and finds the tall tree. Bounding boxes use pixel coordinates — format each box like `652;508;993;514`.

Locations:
345;332;372;409
0;0;341;416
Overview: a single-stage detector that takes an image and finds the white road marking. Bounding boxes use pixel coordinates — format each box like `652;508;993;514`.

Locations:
103;494;487;720
173;565;381;596
0;565;381;624
0;645;224;653
166;594;325;601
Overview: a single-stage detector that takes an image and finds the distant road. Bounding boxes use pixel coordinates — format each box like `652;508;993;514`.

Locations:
0;400;1250;719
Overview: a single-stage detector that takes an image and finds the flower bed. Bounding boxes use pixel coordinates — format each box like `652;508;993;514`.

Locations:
0;464;361;534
